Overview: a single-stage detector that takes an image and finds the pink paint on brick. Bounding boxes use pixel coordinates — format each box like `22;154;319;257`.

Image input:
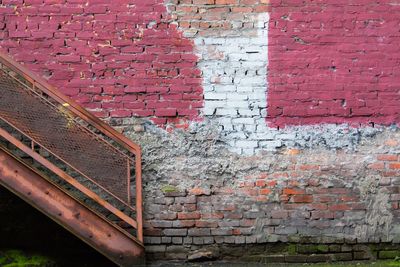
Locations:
267;0;400;128
0;0;203;127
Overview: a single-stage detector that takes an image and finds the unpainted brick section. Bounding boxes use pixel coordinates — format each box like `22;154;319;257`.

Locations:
117;119;400;261
166;0;269;38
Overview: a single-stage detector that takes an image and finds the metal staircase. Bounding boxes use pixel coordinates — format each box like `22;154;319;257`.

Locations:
0;51;145;266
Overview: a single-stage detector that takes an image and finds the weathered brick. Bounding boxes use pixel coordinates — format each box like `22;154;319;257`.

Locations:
195;220;218;228
163;229;188;236
172;220;196;228
145;245;166;253
178;212;201;220
161;237;172;243
188;228;211;236
389;163;400;169
275;226;297;235
271;210;289;219
283;188;306;195
291;195;313;203
368;162;385;170
377;154;398;161
211;228;233;236
193;237;214;245
172;237;183;244
151;220;173;228
144;237;162;244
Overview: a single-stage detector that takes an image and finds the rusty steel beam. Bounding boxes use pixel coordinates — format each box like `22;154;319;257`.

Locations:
0;149;145;267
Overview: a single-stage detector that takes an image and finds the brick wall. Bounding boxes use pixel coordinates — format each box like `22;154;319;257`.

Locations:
1;0;400;263
0;0;203;127
267;0;400;127
123;122;400;262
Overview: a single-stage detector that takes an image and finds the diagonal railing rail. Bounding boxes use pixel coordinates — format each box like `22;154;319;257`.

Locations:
0;51;143;243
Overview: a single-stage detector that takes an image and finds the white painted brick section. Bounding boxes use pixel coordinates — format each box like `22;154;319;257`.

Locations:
197;13;277;155
166;3;384;156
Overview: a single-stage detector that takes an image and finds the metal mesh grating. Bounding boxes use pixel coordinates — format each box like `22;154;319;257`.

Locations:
0;70;130;203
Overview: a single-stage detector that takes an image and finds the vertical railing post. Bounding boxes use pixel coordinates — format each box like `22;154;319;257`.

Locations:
135;151;143;242
127;159;131;206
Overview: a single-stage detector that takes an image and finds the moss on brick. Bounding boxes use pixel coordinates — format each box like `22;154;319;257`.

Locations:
161;185;179;193
297;244;330;254
287;244;297;255
380;251;400;259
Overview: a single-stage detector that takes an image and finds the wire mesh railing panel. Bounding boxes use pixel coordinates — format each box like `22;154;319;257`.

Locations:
0;70;130;203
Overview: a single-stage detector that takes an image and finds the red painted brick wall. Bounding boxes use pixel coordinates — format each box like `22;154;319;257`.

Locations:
3;0;399;130
0;0;203;127
267;0;400;127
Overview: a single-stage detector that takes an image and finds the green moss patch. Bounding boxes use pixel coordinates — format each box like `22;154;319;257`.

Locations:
161;185;179;193
287;244;297;255
380;251;400;259
0;250;54;267
297;244;330;254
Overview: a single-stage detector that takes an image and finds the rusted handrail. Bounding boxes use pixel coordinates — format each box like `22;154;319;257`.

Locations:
0;51;143;242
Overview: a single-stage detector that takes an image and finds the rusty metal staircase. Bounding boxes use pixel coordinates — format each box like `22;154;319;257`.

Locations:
0;52;145;266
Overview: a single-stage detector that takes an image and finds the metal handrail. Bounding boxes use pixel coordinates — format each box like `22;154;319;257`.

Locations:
0;51;143;242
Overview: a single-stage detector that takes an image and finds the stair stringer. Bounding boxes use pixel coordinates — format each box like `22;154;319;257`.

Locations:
0;148;145;267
